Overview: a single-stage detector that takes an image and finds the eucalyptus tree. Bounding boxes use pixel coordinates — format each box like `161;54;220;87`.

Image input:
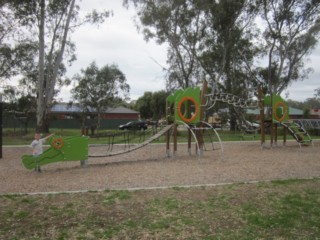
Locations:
0;1;38;82
124;0;260;130
124;0;205;90
4;0;111;132
198;0;260;96
258;0;320;96
71;62;130;132
124;0;259;93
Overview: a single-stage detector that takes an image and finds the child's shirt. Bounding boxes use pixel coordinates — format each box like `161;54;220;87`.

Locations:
30;139;45;156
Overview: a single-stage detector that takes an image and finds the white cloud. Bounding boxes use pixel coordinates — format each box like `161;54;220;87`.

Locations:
284;47;320;101
63;0;167;101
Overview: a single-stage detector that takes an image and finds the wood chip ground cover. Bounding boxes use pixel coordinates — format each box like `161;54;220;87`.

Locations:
0;141;319;239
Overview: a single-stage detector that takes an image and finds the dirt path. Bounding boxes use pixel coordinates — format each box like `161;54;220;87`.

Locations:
0;140;319;194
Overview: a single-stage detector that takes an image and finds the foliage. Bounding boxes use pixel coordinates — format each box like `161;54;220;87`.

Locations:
1;0;111;132
135;90;169;119
2;88;36;133
0;43;38;82
258;0;320;95
135;91;153;119
201;0;260;130
0;1;37;82
71;62;130;130
125;0;259;96
303;98;320;109
151;90;168;119
124;0;261;130
287;97;320;110
125;0;319;106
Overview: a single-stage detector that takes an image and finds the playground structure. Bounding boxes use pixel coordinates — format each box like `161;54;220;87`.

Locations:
165;80;223;156
165;82;313;153
20;80;224;170
20;81;313;170
257;88;313;148
21;136;89;170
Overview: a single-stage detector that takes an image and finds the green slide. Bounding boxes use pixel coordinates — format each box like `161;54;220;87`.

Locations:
22;136;89;170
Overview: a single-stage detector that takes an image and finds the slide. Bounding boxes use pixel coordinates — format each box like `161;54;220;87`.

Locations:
280;122;312;145
22;136;89;170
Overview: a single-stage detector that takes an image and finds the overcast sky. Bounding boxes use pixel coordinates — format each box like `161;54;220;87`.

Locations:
61;0;320;102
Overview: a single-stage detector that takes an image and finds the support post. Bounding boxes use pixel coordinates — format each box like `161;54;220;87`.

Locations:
173;124;178;156
270;93;274;148
188;128;192;155
80;160;88;167
270;122;274;148
258;87;265;147
166;129;171;157
274;123;278;146
166;100;171;157
196;80;208;156
283;124;287;146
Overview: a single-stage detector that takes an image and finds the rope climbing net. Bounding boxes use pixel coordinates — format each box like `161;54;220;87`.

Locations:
204;92;257;110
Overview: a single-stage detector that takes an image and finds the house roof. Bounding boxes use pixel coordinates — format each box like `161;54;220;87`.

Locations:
246;107;303;115
50;103;139;114
51;103;83;113
289;107;303;115
106;106;139;114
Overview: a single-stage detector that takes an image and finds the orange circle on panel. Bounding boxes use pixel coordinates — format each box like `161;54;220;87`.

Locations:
273;101;287;122
177;96;199;123
51;138;64;150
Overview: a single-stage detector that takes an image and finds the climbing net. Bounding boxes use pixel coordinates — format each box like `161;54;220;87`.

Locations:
204;92;257;110
203;86;260;134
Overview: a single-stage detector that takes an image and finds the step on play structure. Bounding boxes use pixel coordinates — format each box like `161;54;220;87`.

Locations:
257;88;313;148
21;136;89;170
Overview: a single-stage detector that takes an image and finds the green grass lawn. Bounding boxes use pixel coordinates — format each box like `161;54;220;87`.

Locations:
0;178;319;239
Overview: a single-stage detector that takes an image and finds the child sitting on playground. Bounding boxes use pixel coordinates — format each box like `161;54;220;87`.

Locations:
31;132;55;172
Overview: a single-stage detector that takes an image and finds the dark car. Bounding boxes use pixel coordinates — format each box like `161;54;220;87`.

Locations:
118;121;148;130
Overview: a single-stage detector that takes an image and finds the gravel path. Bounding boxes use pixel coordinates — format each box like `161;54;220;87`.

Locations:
0;140;319;194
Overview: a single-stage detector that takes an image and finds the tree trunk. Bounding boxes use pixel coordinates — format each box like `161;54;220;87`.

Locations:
36;0;75;133
36;0;46;132
46;0;75;106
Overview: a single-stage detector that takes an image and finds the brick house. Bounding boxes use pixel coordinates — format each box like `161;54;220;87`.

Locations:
49;103;140;129
310;108;320;119
50;103;140;120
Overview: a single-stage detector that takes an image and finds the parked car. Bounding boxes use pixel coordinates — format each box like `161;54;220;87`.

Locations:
118;121;148;130
245;120;260;129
